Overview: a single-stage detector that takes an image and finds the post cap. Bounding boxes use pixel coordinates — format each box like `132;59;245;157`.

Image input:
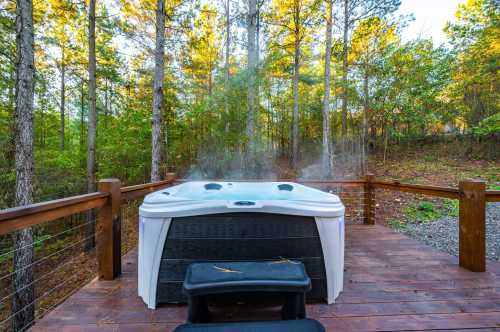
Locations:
165;173;176;181
99;178;121;183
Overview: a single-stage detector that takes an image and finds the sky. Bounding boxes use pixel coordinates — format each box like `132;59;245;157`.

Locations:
397;0;467;45
110;0;468;59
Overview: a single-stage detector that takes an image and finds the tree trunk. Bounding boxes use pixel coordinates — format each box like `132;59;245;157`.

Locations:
40;96;45;147
8;67;16;167
224;0;230;132
104;77;109;128
59;46;65;150
9;66;15;111
341;0;349;151
151;0;165;182
12;0;35;330
255;2;260;142
361;63;368;174
383;122;389;164
85;0;97;252
109;81;113;115
291;0;300;170
246;0;257;173
208;64;213;97
80;79;85;168
363;63;369;139
322;0;333;178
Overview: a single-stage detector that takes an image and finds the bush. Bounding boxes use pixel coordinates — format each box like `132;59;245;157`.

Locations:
468;113;500;137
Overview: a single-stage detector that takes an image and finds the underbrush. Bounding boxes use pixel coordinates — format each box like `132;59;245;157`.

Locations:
388;199;459;230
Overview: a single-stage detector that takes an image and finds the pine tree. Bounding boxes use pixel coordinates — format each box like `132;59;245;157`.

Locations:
12;0;35;329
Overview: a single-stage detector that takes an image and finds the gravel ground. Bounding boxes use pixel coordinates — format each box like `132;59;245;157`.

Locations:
399;202;500;262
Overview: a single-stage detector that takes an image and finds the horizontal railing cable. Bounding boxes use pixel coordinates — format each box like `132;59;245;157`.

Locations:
0;245;96;305
0;260;98;330
0;227;97;283
0;217;96;261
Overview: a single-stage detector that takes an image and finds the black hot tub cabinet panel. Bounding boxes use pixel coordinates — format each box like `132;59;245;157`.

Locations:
156;213;327;304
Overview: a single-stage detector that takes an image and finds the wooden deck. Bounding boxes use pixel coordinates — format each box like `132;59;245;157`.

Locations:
31;225;500;332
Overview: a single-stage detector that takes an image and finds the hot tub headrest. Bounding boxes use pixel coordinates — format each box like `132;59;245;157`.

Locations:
278;184;294;192
204;183;222;190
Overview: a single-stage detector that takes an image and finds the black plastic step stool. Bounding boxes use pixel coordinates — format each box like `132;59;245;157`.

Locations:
173;319;325;332
183;261;311;323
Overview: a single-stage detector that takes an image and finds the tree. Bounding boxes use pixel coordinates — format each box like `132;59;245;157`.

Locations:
321;0;333;177
268;0;320;169
350;17;397;140
12;0;35;330
246;0;257;170
291;0;300;169
46;0;78;150
151;0;165;182
445;0;499;127
182;4;220;98
338;0;401;139
86;0;97;251
224;0;231;119
0;1;17;179
1;0;497;217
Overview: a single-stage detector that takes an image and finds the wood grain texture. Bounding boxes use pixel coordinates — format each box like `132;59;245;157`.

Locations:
121;173;176;202
459;180;486;272
30;224;500;332
372;181;460;199
0;193;108;235
0;173;174;236
97;179;122;280
486;190;500;202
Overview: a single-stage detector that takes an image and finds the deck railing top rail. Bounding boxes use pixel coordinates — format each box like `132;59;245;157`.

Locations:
1;174;498;237
0;192;109;235
372;180;460;199
486;190;500;202
0;173;176;236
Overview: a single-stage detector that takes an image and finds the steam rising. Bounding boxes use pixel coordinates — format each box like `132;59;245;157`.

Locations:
186;137;367;181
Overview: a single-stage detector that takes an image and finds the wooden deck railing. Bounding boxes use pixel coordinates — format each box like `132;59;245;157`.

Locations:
0;173;176;286
369;177;499;272
0;173;498;282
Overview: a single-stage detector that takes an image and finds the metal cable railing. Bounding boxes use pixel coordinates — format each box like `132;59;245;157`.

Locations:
300;182;367;224
0;217;96;264
0;247;100;332
0;173;177;330
121;199;141;254
0;213;101;332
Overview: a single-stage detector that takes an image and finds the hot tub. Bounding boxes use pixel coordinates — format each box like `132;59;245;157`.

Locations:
138;181;345;309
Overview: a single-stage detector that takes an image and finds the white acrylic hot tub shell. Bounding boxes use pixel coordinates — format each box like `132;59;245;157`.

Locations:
138;181;345;309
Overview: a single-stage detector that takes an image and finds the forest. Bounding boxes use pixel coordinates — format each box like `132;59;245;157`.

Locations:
0;0;498;210
0;0;498;331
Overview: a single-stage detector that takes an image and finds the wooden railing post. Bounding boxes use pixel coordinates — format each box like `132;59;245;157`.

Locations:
165;172;176;182
459;179;486;272
364;173;375;225
97;178;122;280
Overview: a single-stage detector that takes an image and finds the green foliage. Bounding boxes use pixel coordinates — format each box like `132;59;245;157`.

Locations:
0;0;497;205
444;0;499;127
389;198;459;231
468;113;500;137
409;201;438;223
402;199;458;224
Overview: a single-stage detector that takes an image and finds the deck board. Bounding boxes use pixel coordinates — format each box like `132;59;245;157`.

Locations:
31;225;500;332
